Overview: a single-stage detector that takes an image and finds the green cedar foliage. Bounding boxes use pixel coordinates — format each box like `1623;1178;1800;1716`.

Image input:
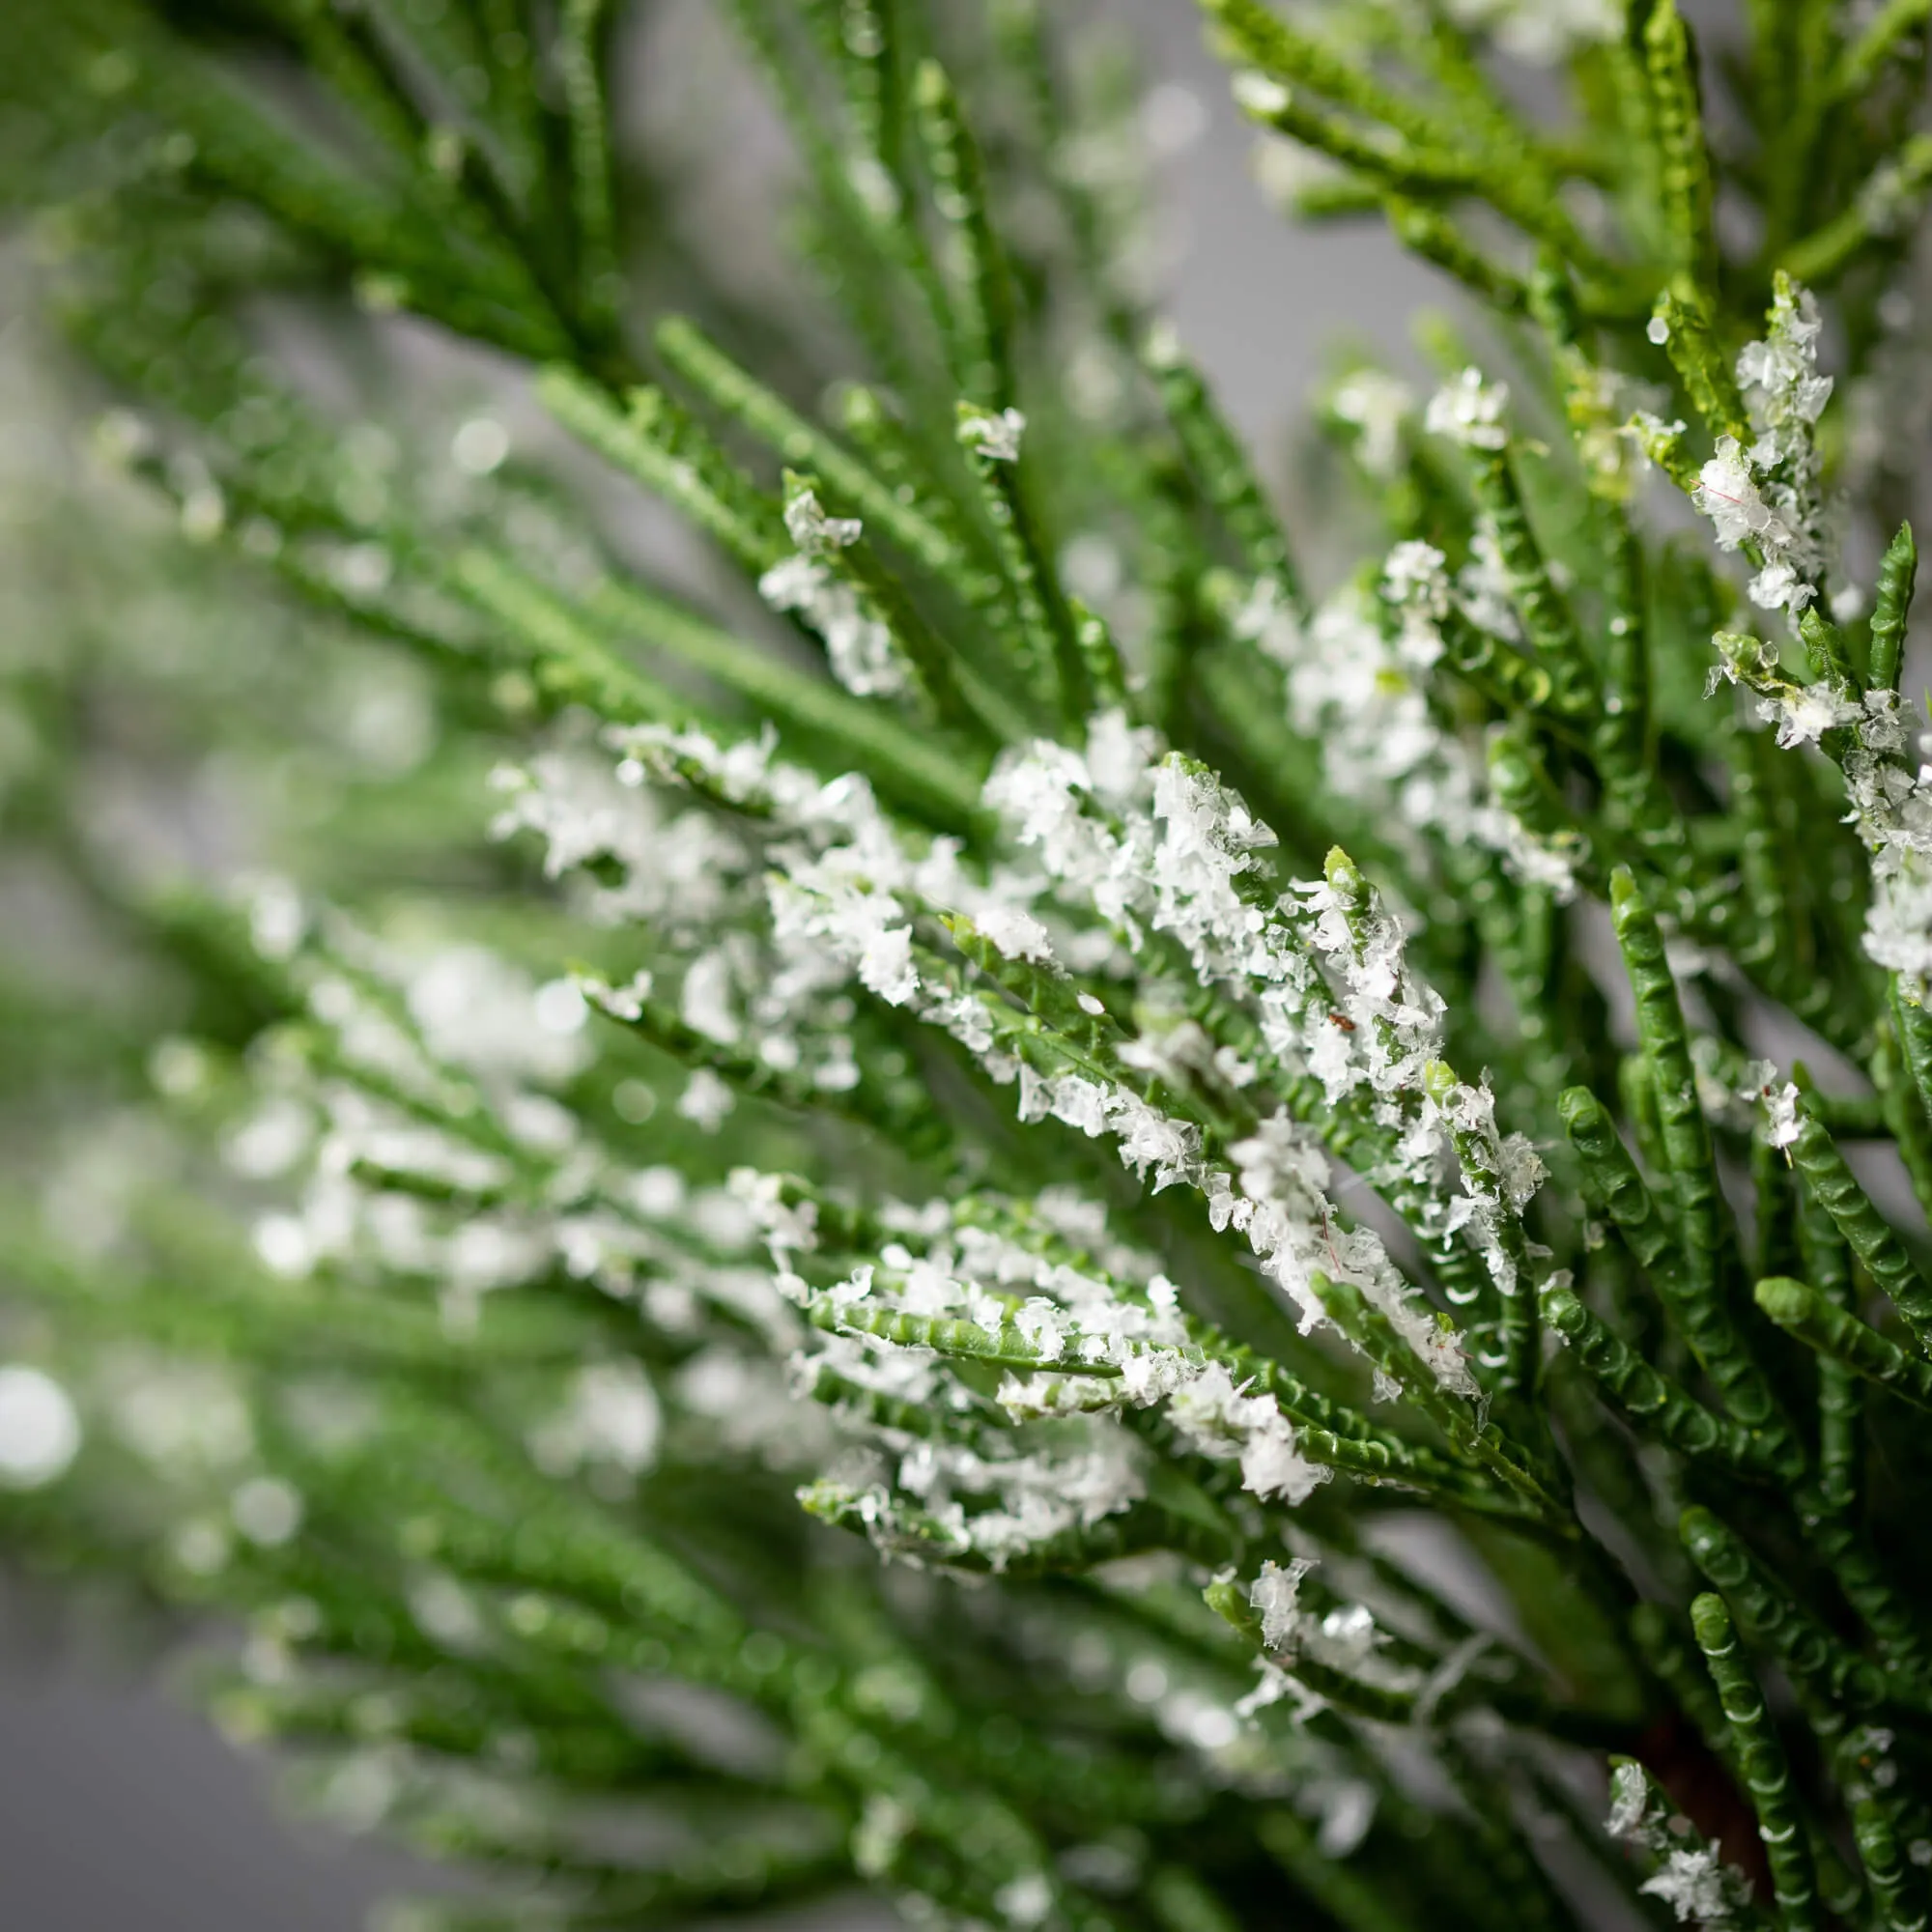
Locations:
3;3;1932;1929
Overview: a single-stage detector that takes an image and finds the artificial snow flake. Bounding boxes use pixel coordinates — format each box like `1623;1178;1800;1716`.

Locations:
1641;1850;1742;1924
1693;437;1791;553
1737;280;1833;448
608;971;663;1026
974;904;1055;962
731;1170;819;1264
1707;630;1861;749
1606;1760;1753;1925
1384;539;1450;623
1167;1361;1329;1503
1425;367;1510;450
957;406;1027;462
781;487;862;554
1329;369;1413;477
758;554;907;697
1239;1417;1329;1504
1250;1556;1316;1650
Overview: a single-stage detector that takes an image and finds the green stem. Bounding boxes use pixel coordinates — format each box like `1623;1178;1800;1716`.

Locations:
1690;1594;1822;1932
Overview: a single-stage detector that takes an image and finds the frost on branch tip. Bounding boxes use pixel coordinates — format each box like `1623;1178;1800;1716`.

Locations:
1690;276;1833;623
1272;544;1575;901
1605;1760;1753;1926
781;487;862;555
781;1186;1340;1569
957;406;1027;463
1708;624;1932;996
758;499;908;701
1704;631;1859;750
1328;368;1414;480
1424;368;1510;451
1747;1071;1803;1151
1737;278;1833;464
1236;1555;1429;1721
988;731;1480;1396
486;703;1492;1434
1250;1555;1317;1650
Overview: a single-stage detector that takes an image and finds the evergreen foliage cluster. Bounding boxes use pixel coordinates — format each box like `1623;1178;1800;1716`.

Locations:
5;2;1932;1928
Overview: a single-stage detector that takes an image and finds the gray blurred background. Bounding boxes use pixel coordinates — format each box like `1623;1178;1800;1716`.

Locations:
0;0;1438;1922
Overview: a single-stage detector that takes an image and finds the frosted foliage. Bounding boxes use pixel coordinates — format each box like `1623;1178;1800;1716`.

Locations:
1425;368;1510;450
757;489;908;697
1250;1556;1315;1650
1693;280;1833;621
1737;284;1834;460
542;702;1488;1412
1833;692;1932;995
1435;1077;1547;1299
759;554;907;699
1329;369;1413;478
767;1179;1346;1567
31;4;1932;1927
1606;1761;1752;1925
958;407;1027;462
490;751;747;931
1244;550;1579;900
1684;287;1932;993
985;724;1479;1395
1716;639;1932;995
234;906;789;1360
